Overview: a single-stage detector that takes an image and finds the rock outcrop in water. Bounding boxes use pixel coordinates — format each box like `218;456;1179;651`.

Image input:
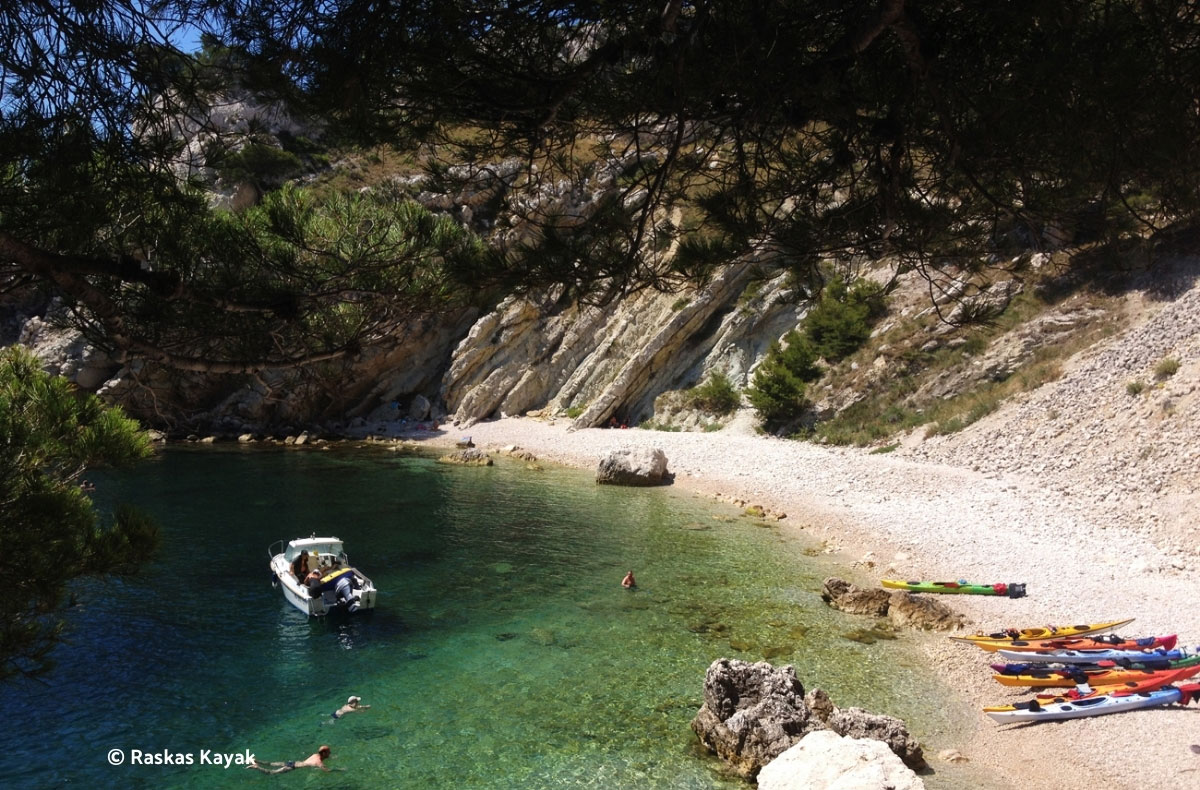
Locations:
690;658;925;780
822;578;968;631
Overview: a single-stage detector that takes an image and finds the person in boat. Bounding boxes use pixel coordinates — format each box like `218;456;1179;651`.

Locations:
621;571;636;589
305;562;361;611
246;745;331;774
304;568;324;595
291;552;311;582
331;695;370;719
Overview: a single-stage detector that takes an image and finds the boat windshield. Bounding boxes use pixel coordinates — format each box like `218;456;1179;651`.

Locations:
284;538;344;561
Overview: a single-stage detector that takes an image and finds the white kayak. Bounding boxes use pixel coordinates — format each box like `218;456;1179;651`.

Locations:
986;683;1200;723
994;646;1193;664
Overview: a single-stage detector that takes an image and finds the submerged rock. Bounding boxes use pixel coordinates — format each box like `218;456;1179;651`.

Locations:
439;448;493;466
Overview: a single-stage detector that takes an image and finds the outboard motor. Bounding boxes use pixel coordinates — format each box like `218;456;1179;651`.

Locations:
334;572;360;612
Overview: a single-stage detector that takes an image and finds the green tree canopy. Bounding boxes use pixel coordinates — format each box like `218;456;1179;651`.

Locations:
5;1;1200;375
0;346;157;680
219;1;1200;285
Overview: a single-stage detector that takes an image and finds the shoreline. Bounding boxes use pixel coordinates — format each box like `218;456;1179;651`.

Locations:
379;414;1200;790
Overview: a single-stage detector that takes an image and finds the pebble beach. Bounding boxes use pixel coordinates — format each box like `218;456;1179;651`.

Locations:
402;412;1200;790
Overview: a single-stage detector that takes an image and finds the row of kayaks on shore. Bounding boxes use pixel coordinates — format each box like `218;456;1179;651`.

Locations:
952;618;1200;722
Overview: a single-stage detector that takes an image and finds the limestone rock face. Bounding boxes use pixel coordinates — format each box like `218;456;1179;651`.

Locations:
886;590;969;631
442;255;806;429
821;577;892;617
690;659;820;780
757;730;926;790
19;314;119;391
596;447;669;486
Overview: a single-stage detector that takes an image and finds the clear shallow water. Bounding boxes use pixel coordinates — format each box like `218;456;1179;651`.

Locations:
0;445;981;788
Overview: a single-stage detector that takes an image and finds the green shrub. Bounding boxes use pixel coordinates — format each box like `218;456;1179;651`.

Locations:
747;332;822;428
565;405;584;418
1126;380;1146;396
1154;357;1180;380
803;275;887;362
214;143;304;187
687;371;740;415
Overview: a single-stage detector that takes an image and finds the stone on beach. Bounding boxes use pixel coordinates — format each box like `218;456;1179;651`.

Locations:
757;730;926;790
595;446;670;486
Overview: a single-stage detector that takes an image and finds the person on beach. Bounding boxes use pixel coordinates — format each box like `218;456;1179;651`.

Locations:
621;571;636;589
331;695;370;719
246;745;331;774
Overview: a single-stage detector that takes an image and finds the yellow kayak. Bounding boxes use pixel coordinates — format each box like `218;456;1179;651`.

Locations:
950;618;1134;646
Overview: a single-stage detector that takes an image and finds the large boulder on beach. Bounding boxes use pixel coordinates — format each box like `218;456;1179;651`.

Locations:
757;730;926;790
690;659;823;779
595;446;670;486
821;578;892;616
886;590;969;631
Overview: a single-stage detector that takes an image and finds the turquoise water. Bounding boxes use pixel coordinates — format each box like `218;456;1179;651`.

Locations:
0;445;981;787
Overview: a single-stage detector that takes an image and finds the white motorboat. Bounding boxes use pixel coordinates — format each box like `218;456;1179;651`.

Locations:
268;536;377;616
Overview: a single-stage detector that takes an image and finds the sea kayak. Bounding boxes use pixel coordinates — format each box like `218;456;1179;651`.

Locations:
976;634;1176;654
985;682;1200;723
950;619;1134;646
881;580;1026;598
995;646;1193;665
992;653;1200;677
992;655;1200;687
1029;666;1200;699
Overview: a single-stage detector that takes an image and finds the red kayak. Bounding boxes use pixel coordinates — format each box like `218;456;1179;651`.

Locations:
976;634;1176;654
1035;666;1200;701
